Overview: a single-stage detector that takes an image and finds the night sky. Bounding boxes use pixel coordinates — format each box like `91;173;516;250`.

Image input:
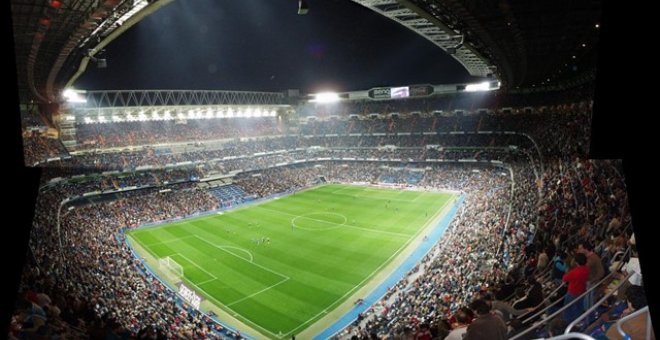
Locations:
74;0;474;93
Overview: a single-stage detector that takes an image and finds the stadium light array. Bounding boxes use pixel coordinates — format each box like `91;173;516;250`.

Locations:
74;105;282;124
310;92;340;103
62;88;87;103
464;82;491;92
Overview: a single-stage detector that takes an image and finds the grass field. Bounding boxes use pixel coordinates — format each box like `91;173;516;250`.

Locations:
126;184;454;338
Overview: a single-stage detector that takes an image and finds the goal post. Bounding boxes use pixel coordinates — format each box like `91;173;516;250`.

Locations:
159;256;184;278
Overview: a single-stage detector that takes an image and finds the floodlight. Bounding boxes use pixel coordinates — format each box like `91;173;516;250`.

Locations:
310;92;340;103
62;88;87;103
465;82;491;92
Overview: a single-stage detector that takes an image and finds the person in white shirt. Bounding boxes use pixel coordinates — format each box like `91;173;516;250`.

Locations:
621;236;642;287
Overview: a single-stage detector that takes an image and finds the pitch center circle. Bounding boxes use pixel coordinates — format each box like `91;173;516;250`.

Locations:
291;212;347;231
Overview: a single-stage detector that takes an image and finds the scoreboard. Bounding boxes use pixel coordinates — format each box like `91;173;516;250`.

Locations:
368;85;434;100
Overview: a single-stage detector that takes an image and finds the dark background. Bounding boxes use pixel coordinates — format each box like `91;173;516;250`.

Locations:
4;0;654;336
74;0;475;92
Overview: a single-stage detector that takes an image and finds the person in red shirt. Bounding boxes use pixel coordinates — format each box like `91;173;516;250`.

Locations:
562;252;589;322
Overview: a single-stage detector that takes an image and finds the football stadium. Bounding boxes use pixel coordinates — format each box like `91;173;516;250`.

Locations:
8;0;653;339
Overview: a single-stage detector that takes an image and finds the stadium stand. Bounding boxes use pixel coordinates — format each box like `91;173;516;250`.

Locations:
10;89;651;339
9;0;652;337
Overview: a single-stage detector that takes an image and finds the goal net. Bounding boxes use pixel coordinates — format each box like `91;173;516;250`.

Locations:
159;256;184;278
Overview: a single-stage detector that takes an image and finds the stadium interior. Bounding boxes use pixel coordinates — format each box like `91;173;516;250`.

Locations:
6;0;654;339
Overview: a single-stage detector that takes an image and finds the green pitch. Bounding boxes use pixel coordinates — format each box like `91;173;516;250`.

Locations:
127;184;454;338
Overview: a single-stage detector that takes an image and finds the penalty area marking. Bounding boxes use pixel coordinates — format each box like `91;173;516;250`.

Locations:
217;245;254;263
174;253;218;281
225;277;290;307
193;237;254;263
192;235;289;280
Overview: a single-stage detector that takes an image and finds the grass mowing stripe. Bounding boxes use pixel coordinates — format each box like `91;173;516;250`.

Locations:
281;194;453;336
127;184;453;338
255;205;412;237
226;277;290;307
174;253;218;280
142;234;196;247
192;235;290;280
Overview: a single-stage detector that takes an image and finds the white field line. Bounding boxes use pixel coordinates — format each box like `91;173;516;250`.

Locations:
177;244;289;338
352;193;415;203
196;277;217;286
282;309;329;337
183;279;284;339
143;234;196;247
411;191;429;202
226;277;290;307
174;253;218;280
256;206;412;238
218;245;254;262
133;232;285;338
193;235;290;281
280;237;411;336
144;188;453;338
329;185;351;194
282;197;452;336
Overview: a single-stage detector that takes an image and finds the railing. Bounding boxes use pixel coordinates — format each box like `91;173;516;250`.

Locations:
615;306;653;340
559;159;580;214
494;165;515;261
518;255;629;327
520;283;566;324
509;263;630;340
544;333;596;340
570;163;590;223
564;272;633;333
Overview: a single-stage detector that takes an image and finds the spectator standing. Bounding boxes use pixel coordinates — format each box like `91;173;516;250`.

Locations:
577;241;605;309
562;253;589;322
463;299;507;340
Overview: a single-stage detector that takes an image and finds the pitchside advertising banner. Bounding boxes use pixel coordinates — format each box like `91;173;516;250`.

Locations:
177;282;203;309
369;87;391;99
368;85;433;99
409;85;434;97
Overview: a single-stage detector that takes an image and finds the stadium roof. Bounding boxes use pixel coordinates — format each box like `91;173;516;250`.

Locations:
10;0;171;103
11;0;600;103
392;0;601;90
